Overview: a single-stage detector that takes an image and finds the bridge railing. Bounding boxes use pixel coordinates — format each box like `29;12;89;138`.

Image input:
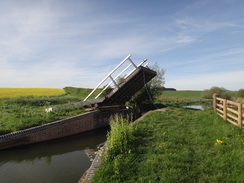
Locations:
83;55;148;101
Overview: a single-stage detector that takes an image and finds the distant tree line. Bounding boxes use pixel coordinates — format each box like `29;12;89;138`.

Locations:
201;86;244;100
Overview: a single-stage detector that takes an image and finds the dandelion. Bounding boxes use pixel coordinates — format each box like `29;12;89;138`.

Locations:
216;139;224;143
214;139;224;145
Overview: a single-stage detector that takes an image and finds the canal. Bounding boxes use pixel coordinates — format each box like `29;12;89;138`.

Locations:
0;127;108;183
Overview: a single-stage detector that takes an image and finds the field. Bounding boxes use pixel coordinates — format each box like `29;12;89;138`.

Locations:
158;90;202;99
0;88;66;99
0;87;97;135
154;90;213;109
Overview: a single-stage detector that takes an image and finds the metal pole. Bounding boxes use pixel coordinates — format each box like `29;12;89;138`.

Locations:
124;59;147;79
128;57;137;68
109;75;119;88
95;63;133;99
83;54;131;101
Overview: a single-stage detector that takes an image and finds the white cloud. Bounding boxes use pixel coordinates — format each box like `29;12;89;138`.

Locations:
174;17;237;32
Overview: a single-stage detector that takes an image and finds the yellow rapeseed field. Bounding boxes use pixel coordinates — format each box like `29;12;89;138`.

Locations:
0;88;66;99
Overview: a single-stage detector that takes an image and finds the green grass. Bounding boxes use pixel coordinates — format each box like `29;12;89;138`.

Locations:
159;90;202;99
0;87;102;135
0;95;84;135
92;108;244;183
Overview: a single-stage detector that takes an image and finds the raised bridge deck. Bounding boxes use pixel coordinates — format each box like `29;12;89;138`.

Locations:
98;66;156;107
84;55;157;108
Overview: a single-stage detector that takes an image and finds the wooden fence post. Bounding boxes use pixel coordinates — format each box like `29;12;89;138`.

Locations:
238;103;242;128
213;93;217;112
223;99;227;121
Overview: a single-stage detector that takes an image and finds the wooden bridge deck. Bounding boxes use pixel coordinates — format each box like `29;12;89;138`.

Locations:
97;66;156;107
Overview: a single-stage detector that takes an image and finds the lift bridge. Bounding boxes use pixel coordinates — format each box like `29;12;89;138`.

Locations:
83;54;157;110
46;55;156;112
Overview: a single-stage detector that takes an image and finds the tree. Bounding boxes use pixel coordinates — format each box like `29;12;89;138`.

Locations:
147;62;165;96
127;63;165;114
201;86;231;100
237;89;244;98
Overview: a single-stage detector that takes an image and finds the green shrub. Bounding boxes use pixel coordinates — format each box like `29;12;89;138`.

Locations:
237;89;244;98
104;114;133;161
201;86;231;100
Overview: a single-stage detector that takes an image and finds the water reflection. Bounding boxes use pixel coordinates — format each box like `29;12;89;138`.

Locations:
0;127;108;183
183;105;204;111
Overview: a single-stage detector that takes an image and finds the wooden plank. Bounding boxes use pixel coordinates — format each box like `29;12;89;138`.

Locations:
217;104;223;108
227;100;239;106
227;104;236;109
216;108;223;114
227;107;238;115
227;118;238;126
217;112;223;118
227;113;238;121
100;66;157;106
216;97;224;102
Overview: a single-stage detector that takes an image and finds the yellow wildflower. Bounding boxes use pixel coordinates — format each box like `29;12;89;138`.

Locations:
214;139;224;145
216;139;224;143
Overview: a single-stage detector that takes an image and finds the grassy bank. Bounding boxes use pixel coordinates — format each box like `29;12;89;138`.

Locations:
92;108;244;183
0;95;85;135
0;87;98;135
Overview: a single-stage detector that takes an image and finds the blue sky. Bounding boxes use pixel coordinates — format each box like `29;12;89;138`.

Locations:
0;0;243;90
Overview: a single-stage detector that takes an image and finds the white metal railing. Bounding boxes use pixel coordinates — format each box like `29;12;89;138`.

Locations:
83;54;148;101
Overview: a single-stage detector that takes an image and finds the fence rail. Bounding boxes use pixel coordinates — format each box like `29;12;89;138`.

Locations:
213;93;244;128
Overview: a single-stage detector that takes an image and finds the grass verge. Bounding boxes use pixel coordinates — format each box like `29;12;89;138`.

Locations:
0;95;84;135
92;108;244;183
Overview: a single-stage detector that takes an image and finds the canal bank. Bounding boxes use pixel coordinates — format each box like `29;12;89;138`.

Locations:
0;109;132;150
79;109;167;183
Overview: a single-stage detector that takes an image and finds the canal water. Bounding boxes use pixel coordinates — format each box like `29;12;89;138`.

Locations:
0;127;108;183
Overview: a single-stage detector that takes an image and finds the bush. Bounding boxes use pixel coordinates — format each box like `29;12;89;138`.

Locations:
104;115;133;161
237;89;244;98
201;86;231;100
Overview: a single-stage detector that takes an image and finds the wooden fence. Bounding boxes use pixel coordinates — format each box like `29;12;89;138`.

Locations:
213;93;244;129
